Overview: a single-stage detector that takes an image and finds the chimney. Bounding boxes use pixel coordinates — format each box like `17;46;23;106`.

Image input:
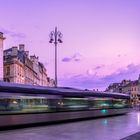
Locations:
25;51;29;57
12;46;18;56
0;32;5;40
30;55;39;63
19;44;25;51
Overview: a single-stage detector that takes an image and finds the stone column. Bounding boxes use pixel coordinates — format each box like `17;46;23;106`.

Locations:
0;32;5;81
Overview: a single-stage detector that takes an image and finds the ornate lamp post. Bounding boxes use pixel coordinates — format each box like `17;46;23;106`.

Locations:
49;27;63;87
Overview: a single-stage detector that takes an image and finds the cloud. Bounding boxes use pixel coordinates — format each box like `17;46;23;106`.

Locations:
0;28;26;39
59;63;140;91
94;65;105;70
102;63;140;82
87;65;105;76
62;57;71;62
62;53;83;62
117;54;121;57
72;53;82;61
87;69;96;75
59;73;105;90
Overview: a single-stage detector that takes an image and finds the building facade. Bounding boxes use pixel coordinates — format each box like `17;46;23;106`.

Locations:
4;56;25;83
38;62;49;86
4;44;54;87
0;32;5;81
106;80;131;93
106;77;140;105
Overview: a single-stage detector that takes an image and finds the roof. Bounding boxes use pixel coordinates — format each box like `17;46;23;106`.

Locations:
0;82;130;99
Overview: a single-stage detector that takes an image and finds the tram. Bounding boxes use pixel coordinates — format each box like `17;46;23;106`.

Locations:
0;82;131;127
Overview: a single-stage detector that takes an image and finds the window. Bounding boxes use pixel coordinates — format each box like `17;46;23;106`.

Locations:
6;66;10;75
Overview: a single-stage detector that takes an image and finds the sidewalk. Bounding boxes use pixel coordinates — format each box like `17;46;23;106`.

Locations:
121;132;140;140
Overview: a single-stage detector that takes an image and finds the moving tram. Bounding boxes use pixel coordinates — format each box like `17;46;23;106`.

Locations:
0;82;131;127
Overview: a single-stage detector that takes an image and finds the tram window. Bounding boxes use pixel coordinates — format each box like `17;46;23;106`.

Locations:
47;99;64;112
0;99;9;111
0;96;130;114
0;97;49;114
61;98;89;111
0;97;90;113
20;98;49;112
0;99;22;111
88;98;112;109
112;99;130;108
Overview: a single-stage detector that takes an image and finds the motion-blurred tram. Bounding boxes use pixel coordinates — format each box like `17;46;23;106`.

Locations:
0;82;131;127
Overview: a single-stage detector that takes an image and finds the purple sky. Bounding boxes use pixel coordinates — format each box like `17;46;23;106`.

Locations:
0;0;140;90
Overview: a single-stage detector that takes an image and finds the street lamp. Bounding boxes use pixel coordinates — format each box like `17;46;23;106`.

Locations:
49;27;63;87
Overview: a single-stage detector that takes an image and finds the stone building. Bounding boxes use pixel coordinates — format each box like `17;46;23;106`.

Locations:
4;44;51;86
4;52;25;83
106;80;131;93
4;45;27;84
38;62;49;86
47;77;55;87
30;55;40;85
129;76;140;105
0;32;5;81
106;82;122;93
106;77;140;105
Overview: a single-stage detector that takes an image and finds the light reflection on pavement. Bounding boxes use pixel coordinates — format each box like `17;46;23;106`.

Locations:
0;111;140;140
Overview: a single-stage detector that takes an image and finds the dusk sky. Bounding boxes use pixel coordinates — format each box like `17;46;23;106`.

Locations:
0;0;140;90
